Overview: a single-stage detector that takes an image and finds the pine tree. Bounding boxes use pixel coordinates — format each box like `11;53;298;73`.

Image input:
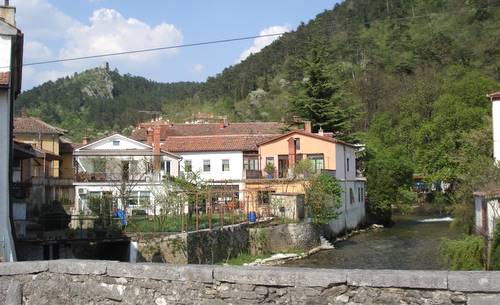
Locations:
291;41;354;141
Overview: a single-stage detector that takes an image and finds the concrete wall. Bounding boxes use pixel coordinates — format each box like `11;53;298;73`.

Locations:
129;223;249;265
328;179;367;236
248;223;320;255
1;260;500;305
180;151;244;182
474;195;500;238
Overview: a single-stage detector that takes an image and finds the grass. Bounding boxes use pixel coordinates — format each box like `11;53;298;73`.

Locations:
224;253;270;265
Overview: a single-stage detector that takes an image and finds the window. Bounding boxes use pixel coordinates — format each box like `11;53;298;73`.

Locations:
184;160;192;172
121;161;130;181
128;192;139;206
161;160;171;176
347;158;350;172
308;154;324;173
203;160;211;172
295;138;301;150
112;140;120;146
266;157;274;165
243;158;259;170
349;188;355;204
222;159;230;172
139;191;151;206
358;187;361;202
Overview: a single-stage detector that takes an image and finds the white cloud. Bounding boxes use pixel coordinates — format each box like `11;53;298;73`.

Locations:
192;64;203;73
11;1;183;89
12;0;77;43
59;8;183;67
238;25;291;62
24;41;53;61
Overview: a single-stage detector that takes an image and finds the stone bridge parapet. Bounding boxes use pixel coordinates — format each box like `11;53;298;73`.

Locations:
0;260;499;304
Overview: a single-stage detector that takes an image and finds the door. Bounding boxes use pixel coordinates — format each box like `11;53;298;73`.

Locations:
278;155;288;178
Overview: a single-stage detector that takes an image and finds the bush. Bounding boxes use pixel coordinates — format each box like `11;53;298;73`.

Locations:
304;173;342;224
440;235;484;270
491;222;500;270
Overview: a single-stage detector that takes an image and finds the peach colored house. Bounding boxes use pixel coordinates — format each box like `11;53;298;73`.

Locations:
250;129;366;235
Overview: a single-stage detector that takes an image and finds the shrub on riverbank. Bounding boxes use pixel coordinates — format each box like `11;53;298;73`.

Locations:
439;235;484;270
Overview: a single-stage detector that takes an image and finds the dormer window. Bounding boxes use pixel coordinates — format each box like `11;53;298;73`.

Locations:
112;140;120;146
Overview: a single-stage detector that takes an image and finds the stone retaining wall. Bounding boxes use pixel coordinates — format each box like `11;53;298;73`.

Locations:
248;223;320;255
1;260;500;305
129;223;249;264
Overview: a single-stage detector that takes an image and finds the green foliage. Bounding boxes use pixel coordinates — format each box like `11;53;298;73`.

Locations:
304;173;342;224
440;235;485;270
87;195;113;228
290;42;359;141
293;159;314;178
492;222;500;270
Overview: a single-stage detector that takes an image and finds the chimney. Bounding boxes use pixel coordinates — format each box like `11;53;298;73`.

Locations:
0;1;16;26
153;127;161;171
146;128;153;146
219;118;228;129
82;130;89;145
304;121;312;133
318;127;324;137
489;92;500;163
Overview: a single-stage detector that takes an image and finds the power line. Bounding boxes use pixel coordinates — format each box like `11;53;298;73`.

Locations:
6;33;286;69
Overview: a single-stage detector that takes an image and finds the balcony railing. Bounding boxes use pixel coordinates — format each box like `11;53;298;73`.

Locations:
75;172;161;183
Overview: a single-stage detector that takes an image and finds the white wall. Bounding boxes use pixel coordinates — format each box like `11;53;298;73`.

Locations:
335;144;357;180
179;151;244;182
86;135;148;150
328;180;366;235
493;101;500;163
0;36;11;73
0;89;16;261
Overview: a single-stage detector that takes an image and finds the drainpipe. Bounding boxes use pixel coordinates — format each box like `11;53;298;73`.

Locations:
343;145;348;237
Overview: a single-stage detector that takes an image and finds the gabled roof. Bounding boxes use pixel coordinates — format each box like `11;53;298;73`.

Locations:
76;134;181;159
131;122;287;140
162;135;277;153
488;92;500;101
13;117;66;135
257;130;357;148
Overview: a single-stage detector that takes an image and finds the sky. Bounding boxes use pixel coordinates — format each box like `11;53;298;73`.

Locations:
11;0;340;90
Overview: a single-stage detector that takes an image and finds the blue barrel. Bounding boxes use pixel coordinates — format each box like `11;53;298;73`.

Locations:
248;211;257;223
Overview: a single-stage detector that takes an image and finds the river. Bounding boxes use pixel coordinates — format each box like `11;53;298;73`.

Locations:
284;214;460;270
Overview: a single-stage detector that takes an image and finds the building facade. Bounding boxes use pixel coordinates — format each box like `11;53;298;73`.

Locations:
255;129;366;235
73;134;181;215
0;2;22;262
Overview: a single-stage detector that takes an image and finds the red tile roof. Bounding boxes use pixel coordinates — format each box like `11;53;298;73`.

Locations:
14;117;67;135
0;72;9;86
162;135;278;152
488;92;500;101
258;130;357;148
131;122;287;141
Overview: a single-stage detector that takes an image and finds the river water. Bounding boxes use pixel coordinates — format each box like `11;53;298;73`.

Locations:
284;214;460;270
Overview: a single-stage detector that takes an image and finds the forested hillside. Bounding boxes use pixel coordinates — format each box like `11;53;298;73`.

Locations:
16;0;500;223
16;67;201;139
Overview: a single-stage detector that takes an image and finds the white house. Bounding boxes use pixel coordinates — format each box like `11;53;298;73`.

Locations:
474;91;500;238
0;1;22;262
73;134;181;215
130;122;285;200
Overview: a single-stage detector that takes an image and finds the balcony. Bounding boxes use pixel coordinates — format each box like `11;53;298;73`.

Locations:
75;172;161;183
244;170;261;179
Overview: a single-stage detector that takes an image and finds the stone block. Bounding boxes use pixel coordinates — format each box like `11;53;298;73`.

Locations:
468;294;500;305
0;261;48;275
48;260;107;275
448;272;500;292
5;281;22;305
107;262;214;283
347;270;448;289
213;266;346;287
